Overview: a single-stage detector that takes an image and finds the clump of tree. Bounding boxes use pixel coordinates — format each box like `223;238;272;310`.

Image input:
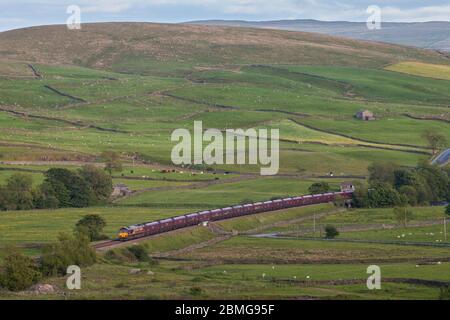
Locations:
446;204;450;216
40;232;96;277
353;161;450;208
1;236;95;291
0;248;41;291
366;182;407;208
40;166;113;208
0;166;112;211
308;182;330;194
0;174;34;211
325;225;339;239
75;214;107;241
0;225;97;291
41;168;93;208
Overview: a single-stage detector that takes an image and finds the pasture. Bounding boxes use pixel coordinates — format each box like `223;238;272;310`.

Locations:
385;61;450;80
2;260;448;300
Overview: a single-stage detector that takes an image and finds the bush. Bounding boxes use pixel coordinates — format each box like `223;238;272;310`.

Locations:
0;249;41;291
445;204;450;216
75;214;106;241
40;233;96;277
325;225;339;239
308;182;330;194
126;245;149;262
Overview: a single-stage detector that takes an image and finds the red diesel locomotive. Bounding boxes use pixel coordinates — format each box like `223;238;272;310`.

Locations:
118;190;353;241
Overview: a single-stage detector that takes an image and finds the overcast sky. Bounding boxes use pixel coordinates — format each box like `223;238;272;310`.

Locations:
1;0;450;31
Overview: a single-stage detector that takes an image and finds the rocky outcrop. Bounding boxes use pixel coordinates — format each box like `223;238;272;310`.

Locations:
28;284;56;294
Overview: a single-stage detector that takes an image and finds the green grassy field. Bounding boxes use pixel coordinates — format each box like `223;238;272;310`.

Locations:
337;224;449;243
0;207;194;244
198;262;450;282
264;206;449;240
385;61;450;80
175;236;450;264
118;177;335;208
319;206;446;224
2;260;447;300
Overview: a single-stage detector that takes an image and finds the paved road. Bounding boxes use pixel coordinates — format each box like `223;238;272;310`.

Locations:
432;148;450;166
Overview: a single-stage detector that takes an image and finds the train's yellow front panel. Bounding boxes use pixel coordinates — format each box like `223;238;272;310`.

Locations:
119;232;129;239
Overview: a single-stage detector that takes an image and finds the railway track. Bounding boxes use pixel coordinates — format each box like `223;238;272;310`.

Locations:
92;240;119;250
92;231;181;250
92;223;221;251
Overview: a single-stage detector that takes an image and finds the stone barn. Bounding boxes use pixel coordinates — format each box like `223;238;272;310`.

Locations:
111;183;132;197
355;110;375;121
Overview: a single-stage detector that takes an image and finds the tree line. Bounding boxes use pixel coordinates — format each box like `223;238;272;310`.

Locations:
353;161;450;208
0;166;113;211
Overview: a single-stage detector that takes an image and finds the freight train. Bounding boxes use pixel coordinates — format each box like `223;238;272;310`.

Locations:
118;190;354;241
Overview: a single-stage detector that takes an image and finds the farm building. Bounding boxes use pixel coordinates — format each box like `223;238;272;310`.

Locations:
111;183;132;197
355;110;375;121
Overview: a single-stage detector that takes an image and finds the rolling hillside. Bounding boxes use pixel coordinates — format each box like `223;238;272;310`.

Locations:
187;19;450;52
0;22;449;171
0;22;449;75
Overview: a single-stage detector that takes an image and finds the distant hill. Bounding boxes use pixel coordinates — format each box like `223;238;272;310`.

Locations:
187;20;450;52
0;22;448;75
